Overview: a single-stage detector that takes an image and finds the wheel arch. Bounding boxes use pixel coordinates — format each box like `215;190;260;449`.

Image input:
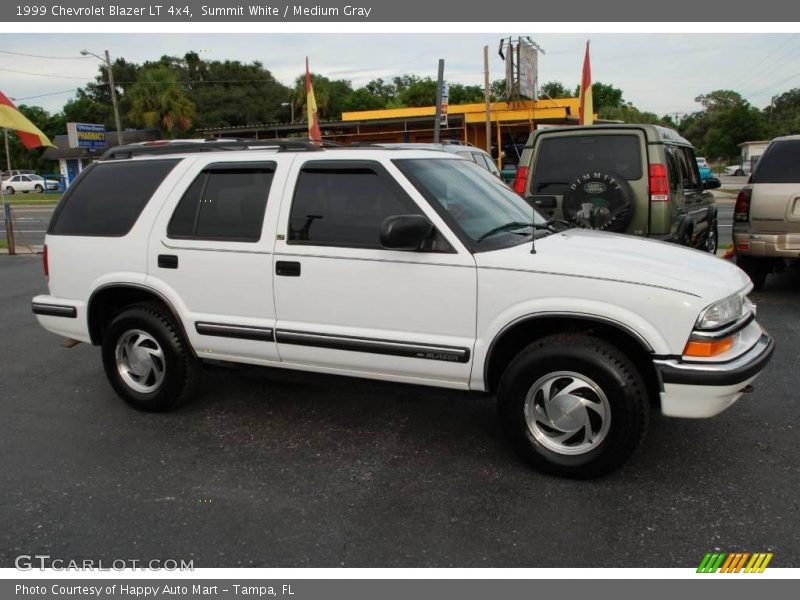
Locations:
482;313;660;403
87;283;194;356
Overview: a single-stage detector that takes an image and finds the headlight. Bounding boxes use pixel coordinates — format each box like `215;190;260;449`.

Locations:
695;294;748;330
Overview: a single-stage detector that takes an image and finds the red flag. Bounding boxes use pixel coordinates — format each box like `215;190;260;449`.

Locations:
305;57;322;142
578;41;593;126
0;90;54;148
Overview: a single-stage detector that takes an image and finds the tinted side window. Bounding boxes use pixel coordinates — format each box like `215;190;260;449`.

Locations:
666;148;682;195
675;147;700;190
532;134;643;194
288;161;418;248
167;162;274;242
752;140;800;184
49;159;179;236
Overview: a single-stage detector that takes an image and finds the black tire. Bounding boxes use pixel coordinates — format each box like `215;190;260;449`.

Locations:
5;186;14;194
735;168;744;176
736;256;769;291
705;221;719;254
101;303;198;412
34;184;44;193
562;172;635;233
497;333;648;478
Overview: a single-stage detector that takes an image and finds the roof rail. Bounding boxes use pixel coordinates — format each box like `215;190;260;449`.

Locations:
99;138;342;160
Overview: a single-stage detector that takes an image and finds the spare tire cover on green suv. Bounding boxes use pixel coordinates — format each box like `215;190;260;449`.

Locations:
562;172;634;232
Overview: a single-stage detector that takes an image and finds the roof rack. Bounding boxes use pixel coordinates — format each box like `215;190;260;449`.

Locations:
99;138;343;160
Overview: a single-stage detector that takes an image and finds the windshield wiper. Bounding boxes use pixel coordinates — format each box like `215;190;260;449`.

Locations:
477;221;534;242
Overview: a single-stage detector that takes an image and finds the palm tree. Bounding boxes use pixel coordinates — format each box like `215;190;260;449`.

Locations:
127;66;196;137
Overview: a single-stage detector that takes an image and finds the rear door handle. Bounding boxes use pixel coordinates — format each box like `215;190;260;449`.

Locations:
276;261;301;277
158;254;178;269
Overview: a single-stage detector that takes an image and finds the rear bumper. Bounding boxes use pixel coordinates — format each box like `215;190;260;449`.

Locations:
31;295;91;343
653;333;774;418
733;231;800;258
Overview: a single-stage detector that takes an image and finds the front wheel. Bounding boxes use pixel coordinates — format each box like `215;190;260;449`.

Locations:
497;333;648;478
101;304;198;412
5;186;14;194
34;184;44;193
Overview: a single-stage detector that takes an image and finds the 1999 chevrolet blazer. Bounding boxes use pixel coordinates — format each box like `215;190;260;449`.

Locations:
32;139;774;477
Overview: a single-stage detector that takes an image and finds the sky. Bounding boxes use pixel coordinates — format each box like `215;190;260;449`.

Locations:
1;33;799;118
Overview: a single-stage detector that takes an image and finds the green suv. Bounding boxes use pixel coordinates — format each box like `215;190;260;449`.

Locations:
513;124;721;252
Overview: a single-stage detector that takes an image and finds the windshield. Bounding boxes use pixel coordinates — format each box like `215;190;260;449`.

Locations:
394;158;549;251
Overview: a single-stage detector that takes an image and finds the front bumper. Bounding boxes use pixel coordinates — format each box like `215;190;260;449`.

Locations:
653;333;774;418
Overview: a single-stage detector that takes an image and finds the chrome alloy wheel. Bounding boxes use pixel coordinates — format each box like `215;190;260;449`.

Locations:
115;329;166;393
523;371;611;455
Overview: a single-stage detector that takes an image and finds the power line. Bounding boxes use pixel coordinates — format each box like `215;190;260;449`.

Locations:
0;49;91;60
0;66;90;80
10;89;78;101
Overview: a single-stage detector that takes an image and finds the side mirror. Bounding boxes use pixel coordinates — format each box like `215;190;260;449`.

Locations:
380;215;434;250
703;178;721;190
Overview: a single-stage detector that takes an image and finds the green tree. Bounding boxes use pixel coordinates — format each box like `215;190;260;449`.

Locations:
574;81;625;112
292;73;353;121
398;77;437;107
540;81;572;99
127;66;196;136
448;84;484;105
768;87;800;135
695;90;745;112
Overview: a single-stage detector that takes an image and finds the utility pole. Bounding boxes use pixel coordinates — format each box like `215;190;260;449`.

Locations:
433;59;445;144
81;49;124;145
483;46;492;155
105;50;124;145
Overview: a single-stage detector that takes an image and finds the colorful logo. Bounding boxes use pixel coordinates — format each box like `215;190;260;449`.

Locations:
697;552;773;573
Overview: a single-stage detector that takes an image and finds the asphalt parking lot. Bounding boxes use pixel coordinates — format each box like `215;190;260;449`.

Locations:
1;255;798;568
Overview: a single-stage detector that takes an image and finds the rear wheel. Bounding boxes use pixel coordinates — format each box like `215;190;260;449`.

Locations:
101;304;198;412
5;186;14;194
736;256;769;291
735;168;744;176
497;333;648;478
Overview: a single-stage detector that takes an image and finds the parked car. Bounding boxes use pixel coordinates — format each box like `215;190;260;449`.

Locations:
32;138;773;478
725;164;751;176
695;156;716;182
733;134;800;290
500;143;527;184
375;141;502;179
514;124;722;253
2;174;59;194
1;169;36;180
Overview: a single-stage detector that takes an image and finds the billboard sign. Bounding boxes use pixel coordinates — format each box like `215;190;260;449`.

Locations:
519;42;538;100
67;122;107;150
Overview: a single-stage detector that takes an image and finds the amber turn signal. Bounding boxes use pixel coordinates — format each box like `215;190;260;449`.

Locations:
683;336;734;358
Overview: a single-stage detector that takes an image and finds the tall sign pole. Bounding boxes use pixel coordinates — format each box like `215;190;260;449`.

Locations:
433;59;445;144
2;129;15;255
483;46;492;154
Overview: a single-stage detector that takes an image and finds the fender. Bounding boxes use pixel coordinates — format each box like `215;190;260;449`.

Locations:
471;298;676;391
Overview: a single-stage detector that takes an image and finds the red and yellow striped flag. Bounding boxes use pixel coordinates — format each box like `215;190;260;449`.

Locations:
0;90;55;149
305;57;322;143
578;41;593;126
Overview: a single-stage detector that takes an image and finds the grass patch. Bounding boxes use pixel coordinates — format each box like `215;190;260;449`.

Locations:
0;239;7;249
1;192;61;205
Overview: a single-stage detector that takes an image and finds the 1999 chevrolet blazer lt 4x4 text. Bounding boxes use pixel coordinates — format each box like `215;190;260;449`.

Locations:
32;140;775;478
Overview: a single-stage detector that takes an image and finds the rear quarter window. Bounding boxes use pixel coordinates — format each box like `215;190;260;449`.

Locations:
49;159;180;236
752;140;800;184
531;134;643;194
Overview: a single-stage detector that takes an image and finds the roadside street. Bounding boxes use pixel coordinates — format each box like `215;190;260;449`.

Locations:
1;255;798;567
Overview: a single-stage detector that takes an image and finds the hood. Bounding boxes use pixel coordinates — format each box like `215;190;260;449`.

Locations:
475;229;751;301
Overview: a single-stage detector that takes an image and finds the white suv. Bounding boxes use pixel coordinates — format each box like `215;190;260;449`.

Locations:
32;139;774;478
